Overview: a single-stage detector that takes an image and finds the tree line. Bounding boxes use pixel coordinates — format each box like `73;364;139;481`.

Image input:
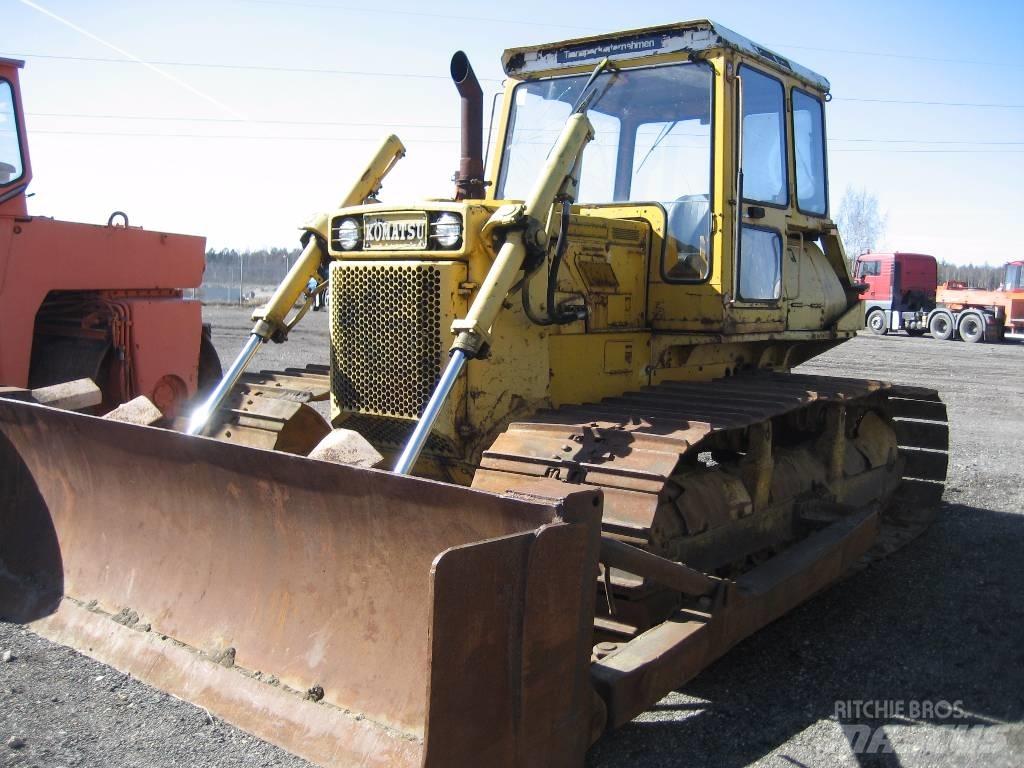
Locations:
936;261;1005;290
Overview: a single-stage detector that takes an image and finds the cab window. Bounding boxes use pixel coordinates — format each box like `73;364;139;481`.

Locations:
738;227;781;301
631;115;712;281
1005;263;1022;290
0;80;23;185
499;76;623;203
739;66;787;207
858;260;881;277
793;89;827;215
497;62;714;282
578;109;620;203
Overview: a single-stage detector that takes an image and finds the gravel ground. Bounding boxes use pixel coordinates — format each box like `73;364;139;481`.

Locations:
2;306;1022;767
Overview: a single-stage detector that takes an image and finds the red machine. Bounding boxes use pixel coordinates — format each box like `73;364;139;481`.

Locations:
0;58;219;416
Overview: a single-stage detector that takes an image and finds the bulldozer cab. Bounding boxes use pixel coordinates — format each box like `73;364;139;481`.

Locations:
0;58;29;214
493;21;849;335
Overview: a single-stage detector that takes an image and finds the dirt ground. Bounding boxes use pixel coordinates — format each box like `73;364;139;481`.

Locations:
2;305;1022;767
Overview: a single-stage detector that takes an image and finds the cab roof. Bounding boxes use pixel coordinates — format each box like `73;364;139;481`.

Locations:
502;19;829;93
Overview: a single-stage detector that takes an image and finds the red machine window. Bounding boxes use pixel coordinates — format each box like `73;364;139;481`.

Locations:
0;80;24;186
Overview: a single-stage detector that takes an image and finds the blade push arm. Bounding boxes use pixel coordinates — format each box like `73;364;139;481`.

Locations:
186;135;406;437
394;112;594;474
449;113;593;358
252;134;406;342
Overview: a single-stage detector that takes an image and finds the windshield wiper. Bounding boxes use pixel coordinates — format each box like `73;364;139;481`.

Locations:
572;57;612;113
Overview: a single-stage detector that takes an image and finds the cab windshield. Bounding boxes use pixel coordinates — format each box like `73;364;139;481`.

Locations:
497;62;714;280
0;80;23;186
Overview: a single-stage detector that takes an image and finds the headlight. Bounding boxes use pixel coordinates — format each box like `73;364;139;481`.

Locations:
336;217;360;250
432;212;462;249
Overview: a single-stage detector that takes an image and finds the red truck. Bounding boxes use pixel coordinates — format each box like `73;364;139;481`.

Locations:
854;252;1019;342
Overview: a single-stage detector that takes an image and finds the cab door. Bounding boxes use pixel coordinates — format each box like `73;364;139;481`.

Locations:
725;65;789;334
856;258;887;301
0;61;32;217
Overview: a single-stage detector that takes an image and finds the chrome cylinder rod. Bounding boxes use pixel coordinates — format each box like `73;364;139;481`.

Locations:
185;332;262;436
394;350;467;475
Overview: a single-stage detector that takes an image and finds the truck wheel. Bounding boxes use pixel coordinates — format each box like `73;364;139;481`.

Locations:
929;312;955;341
867;311;888;335
958;313;985;343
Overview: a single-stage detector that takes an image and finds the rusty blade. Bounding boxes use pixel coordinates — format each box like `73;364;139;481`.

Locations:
0;398;601;767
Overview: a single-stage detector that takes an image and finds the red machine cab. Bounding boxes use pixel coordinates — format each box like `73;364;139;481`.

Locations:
0;58;220;416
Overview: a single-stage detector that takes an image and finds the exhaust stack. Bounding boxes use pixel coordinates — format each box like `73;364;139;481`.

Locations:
450;51;485;200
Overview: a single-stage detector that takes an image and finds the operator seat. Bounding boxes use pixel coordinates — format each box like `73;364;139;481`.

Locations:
667;194;710;279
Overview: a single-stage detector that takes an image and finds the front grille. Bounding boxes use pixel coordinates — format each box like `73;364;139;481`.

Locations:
330;264;442;418
340;413;455;455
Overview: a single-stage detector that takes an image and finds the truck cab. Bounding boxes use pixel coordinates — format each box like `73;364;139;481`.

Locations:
854;251;936;335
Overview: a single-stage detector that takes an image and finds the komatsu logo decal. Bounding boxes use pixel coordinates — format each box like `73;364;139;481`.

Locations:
365;220;425;243
363;213;428;250
555;34;665;64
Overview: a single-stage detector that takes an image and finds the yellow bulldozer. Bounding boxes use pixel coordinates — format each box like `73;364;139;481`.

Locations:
1;19;949;767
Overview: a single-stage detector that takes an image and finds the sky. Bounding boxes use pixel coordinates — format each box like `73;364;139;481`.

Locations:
3;0;1022;264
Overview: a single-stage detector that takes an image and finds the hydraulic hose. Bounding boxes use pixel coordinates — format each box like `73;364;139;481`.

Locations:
520;200;583;327
394;113;594;475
